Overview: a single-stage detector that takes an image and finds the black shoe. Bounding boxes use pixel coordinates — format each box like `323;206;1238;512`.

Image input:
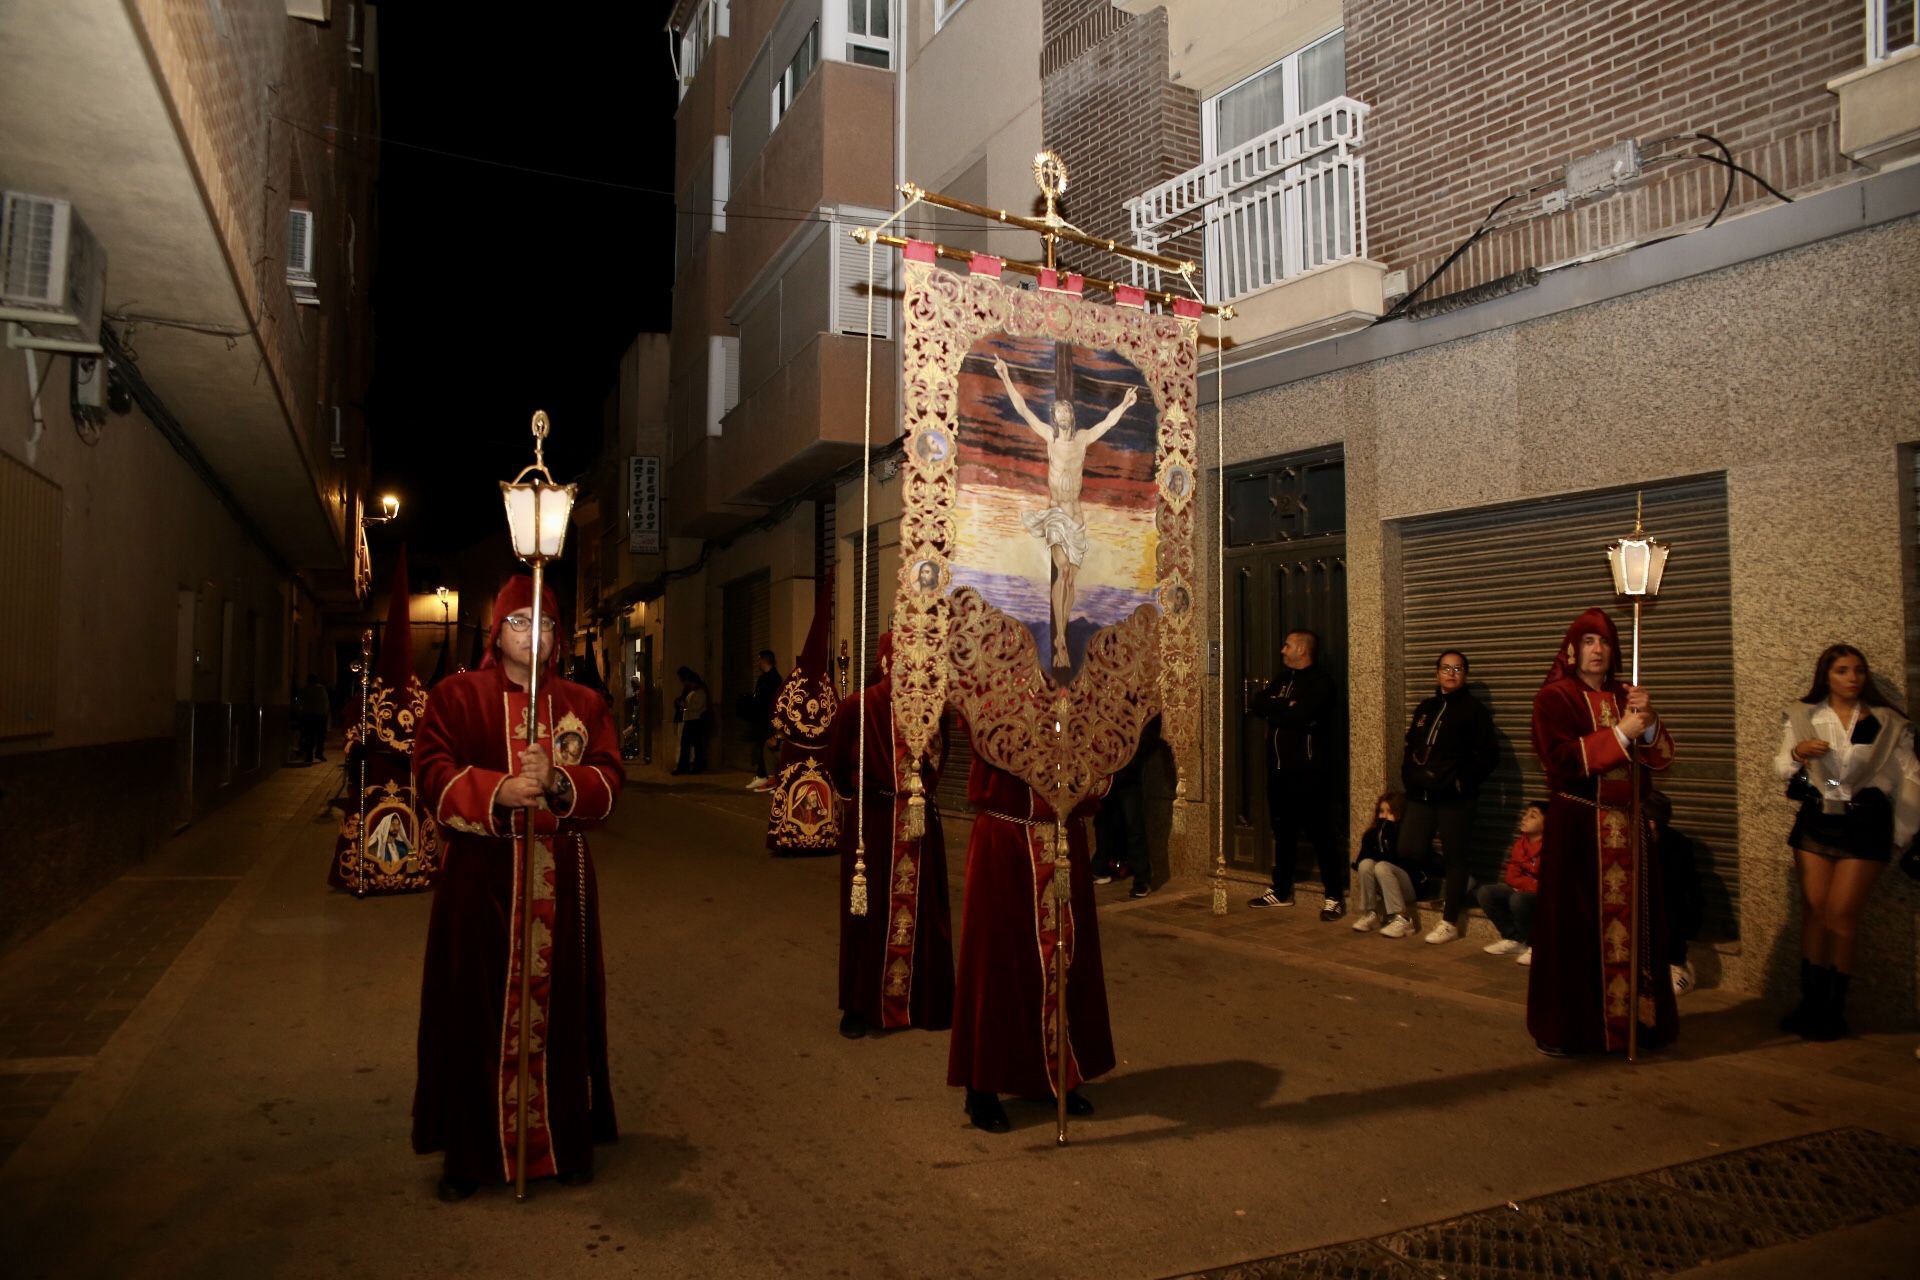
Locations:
1248;890;1293;909
1534;1042;1570;1058
1807;967;1851;1042
1064;1090;1094;1116
1780;958;1821;1036
1129;880;1152;899
436;1175;477;1202
1319;898;1347;922
964;1089;1010;1133
557;1168;594;1187
838;1012;867;1040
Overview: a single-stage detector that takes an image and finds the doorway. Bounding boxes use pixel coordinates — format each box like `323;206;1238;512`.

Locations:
1222;447;1348;883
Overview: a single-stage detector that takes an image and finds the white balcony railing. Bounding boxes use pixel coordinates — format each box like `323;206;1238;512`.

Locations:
1867;0;1919;62
1126;96;1369;306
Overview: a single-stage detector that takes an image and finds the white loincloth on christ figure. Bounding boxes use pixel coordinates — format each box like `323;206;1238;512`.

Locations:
1022;505;1089;567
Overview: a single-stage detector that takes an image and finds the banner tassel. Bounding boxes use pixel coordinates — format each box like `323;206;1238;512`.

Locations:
904;770;927;840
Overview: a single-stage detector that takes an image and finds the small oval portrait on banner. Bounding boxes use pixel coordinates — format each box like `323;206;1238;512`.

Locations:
914;559;941;593
1164;464;1190;499
916;429;951;465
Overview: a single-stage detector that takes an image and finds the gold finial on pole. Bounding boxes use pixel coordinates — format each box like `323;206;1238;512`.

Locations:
1033;151;1069;271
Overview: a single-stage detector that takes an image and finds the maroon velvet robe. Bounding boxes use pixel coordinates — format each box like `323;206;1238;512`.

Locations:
1526;615;1678;1056
411;664;624;1184
947;757;1114;1098
829;677;953;1030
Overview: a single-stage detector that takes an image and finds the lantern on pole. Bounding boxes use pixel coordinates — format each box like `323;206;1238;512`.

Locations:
499;409;575;1201
1605;492;1669;1064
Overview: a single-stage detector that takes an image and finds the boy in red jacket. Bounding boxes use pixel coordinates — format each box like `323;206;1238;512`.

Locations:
1477;801;1545;963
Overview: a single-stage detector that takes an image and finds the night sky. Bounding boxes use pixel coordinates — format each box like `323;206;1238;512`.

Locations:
365;3;679;555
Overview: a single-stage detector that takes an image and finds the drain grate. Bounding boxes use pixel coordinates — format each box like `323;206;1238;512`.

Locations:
1518;1175;1781;1273
1379;1209;1635;1280
1172;1241;1426;1280
1171;1128;1920;1280
1647;1132;1898;1240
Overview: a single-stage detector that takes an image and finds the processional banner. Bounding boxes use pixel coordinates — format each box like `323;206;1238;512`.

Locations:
888;246;1201;819
330;549;441;894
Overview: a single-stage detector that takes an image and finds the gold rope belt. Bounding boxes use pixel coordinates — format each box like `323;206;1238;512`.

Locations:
1554;791;1626;813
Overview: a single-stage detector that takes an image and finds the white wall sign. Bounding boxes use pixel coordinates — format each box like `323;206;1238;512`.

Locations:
629;456;662;554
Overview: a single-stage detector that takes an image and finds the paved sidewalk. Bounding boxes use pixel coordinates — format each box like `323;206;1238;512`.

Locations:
1;763;1915;1279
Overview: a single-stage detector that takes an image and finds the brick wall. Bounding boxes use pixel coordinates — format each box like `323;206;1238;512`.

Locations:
1347;0;1867;299
1040;2;1202;280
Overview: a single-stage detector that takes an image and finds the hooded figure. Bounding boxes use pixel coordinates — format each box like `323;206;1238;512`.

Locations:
410;574;625;1200
827;631;955;1038
1526;607;1677;1056
330;546;441;894
767;574;841;854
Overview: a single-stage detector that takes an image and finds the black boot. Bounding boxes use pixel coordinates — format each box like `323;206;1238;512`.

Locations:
964;1089;1010;1133
1778;958;1820;1036
1808;968;1851;1042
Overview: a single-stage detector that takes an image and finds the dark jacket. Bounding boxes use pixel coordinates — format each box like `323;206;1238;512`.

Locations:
752;667;782;726
1399;686;1498;802
1251;663;1337;771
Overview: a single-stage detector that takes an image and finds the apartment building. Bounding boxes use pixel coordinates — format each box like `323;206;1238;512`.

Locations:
1045;0;1920;1018
0;0;382;948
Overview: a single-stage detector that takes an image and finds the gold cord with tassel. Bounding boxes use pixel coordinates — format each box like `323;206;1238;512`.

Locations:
904;768;927;839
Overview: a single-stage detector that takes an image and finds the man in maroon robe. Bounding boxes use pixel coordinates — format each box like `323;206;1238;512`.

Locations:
947;753;1114;1134
829;633;954;1039
1527;607;1677;1056
411;576;625;1201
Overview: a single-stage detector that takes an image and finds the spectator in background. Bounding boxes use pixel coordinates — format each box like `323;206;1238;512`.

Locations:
1248;629;1344;919
1094;717;1161;899
745;650;783;792
1351;792;1420;938
1397;650;1500;946
1646;790;1703;996
1773;644;1918;1040
297;675;333;765
671;667;710;776
1477;800;1545;963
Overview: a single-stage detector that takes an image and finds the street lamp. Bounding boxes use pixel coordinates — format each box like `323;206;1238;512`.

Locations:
364;493;400;525
499;410;575;1203
1605;492;1671;1065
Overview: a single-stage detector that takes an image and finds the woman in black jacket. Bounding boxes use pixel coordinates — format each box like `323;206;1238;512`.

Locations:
1399;650;1500;944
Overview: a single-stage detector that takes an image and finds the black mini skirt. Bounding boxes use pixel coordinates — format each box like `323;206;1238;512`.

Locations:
1788;789;1893;862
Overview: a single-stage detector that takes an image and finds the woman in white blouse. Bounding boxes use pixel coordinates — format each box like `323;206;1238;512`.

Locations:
1773;644;1919;1040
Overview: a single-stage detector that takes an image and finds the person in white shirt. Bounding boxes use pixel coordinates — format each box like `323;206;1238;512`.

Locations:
1773;644;1920;1040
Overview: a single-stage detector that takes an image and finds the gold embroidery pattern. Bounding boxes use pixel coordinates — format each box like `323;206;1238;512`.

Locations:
767;758;840;849
892;259;1198;817
349;675;431;753
772;669;838;744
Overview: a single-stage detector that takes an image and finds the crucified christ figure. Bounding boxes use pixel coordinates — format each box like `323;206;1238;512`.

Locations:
992;353;1139;669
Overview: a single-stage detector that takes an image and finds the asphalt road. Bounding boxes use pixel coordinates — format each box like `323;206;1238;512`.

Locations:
3;764;1916;1278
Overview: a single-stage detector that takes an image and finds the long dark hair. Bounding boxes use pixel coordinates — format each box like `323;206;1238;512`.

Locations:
1370;790;1405;832
1799;644;1888;708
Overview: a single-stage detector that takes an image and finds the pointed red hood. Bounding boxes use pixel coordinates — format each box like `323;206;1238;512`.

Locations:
1544;606;1621;687
480;574;563;676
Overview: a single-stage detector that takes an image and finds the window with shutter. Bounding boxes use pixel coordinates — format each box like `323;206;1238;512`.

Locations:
831;207;894;338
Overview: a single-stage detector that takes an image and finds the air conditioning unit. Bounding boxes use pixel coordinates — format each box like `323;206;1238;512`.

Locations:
287;206;320;306
1;190;106;354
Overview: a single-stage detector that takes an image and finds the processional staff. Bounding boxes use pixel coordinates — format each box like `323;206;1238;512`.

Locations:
355;628;373;899
498;409;578;1200
1605;493;1669;1065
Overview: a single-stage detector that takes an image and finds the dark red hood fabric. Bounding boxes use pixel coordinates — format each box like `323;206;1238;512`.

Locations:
375;547;418;692
480;574;563;675
868;631;894;689
1544;607;1620;687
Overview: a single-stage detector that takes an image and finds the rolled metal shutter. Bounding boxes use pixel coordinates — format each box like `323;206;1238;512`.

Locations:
1397;475;1738;938
1906;446;1919;718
